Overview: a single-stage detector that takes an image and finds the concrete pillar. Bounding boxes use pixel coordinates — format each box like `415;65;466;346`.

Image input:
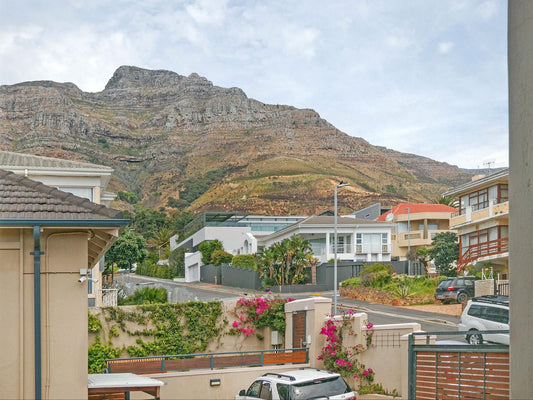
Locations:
509;1;533;397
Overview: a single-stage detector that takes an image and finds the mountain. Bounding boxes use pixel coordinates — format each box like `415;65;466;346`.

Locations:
0;65;471;215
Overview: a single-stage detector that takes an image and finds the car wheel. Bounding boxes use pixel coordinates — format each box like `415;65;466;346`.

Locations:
467;331;483;345
457;292;468;303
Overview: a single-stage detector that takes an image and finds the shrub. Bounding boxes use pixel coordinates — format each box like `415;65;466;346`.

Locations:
211;249;233;266
119;287;168;305
231;254;257;270
360;263;395;288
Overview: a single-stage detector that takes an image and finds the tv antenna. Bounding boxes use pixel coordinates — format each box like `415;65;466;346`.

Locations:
483;160;495;170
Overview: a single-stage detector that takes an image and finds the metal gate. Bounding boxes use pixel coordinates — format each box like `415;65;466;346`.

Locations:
408;331;509;399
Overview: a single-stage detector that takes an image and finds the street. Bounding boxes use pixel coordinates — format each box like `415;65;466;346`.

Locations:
114;274;459;337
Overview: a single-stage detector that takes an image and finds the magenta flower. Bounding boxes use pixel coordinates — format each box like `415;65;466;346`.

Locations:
366;322;374;329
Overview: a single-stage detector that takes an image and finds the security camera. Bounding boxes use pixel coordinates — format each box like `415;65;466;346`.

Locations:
78;276;87;283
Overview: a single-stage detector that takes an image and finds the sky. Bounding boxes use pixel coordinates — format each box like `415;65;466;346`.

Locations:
0;0;508;169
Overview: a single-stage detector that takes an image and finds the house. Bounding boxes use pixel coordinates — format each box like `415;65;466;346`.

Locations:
258;215;393;264
443;169;509;278
171;211;393;282
0;169;128;399
170;212;306;282
377;203;458;261
0;151;117;306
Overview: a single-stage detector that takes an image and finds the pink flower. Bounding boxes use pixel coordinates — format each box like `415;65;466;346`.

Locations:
232;320;241;328
363;370;370;376
366;322;374;329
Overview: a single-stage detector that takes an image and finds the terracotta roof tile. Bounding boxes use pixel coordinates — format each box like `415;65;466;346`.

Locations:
0;169;123;220
377;203;458;221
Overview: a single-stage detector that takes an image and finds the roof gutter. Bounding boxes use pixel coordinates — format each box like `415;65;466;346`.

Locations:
0;219;130;227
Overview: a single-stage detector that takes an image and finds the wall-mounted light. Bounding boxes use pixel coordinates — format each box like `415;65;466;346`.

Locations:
210;379;221;387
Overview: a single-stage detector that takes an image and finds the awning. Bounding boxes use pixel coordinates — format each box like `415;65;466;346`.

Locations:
88;373;165;399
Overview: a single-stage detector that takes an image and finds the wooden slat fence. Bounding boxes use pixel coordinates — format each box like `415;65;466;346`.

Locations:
106;348;308;374
409;332;509;400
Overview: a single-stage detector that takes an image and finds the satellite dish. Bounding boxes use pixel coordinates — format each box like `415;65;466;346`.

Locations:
385;213;394;222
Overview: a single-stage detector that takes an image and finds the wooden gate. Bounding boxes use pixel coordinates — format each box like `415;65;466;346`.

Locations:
292;311;307;348
408;332;509;399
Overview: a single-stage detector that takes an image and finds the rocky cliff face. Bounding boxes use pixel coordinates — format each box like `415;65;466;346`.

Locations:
0;65;470;215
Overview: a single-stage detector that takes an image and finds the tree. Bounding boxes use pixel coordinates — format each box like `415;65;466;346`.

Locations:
198;240;224;265
105;231;147;271
147;227;173;259
257;235;314;286
433;195;459;208
429;232;459;277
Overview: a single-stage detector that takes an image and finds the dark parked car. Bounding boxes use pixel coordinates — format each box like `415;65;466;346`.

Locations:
434;276;479;303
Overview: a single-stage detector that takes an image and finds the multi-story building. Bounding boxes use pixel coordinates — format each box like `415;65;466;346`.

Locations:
443;169;509;278
0;151;117;305
377;203;458;261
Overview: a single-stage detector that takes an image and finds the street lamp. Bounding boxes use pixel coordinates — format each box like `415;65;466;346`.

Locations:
406;207;411;276
334;182;350;315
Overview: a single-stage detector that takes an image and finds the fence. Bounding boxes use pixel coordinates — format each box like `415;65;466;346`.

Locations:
408;331;509;400
106;348;309;374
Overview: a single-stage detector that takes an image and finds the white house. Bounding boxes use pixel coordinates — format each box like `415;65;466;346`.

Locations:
258;215;394;264
170;212;307;282
171;212;393;282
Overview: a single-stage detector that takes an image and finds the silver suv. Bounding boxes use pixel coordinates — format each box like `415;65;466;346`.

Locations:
458;296;509;345
235;368;356;400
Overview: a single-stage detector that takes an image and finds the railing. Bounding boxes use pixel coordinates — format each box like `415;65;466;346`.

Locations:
457;237;509;272
106;347;309;374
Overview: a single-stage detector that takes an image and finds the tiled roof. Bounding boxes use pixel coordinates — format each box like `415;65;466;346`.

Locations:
0;151;112;171
377;203;458;221
0;169;122;220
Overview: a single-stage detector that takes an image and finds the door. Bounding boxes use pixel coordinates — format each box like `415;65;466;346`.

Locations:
292;311;306;348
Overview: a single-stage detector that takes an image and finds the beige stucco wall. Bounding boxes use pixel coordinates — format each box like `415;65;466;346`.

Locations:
509;1;533;397
0;227;93;400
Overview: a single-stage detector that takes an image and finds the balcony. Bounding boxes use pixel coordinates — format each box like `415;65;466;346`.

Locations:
457;237;509;272
450;200;509;228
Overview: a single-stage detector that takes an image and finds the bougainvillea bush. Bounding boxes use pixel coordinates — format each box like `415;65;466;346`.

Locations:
231;294;294;338
317;310;375;390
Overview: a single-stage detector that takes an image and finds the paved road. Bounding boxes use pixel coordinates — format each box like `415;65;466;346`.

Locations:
115;274;460;338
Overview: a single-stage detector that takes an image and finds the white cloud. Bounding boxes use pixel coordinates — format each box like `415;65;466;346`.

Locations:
438;41;455;54
0;0;508;169
476;0;499;20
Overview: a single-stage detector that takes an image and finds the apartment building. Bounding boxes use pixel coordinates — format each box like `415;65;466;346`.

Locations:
377;203;458;261
443;169;509;278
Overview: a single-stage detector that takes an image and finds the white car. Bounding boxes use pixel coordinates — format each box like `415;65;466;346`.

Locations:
458;295;509;345
235;368;356;400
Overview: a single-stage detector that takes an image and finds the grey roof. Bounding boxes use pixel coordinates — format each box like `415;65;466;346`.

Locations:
0;151;113;171
0;169;122;220
443;168;509;197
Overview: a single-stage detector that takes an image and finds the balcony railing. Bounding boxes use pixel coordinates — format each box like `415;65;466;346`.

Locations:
457;237;509;272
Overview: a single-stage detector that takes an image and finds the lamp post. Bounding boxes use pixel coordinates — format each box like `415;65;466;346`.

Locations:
406;207;411;276
334;182;350;315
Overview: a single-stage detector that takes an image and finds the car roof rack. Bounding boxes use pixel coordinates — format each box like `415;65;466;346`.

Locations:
262;373;296;381
472;295;509;306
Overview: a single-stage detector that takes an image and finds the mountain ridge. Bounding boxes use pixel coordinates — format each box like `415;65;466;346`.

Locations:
0;65;471;215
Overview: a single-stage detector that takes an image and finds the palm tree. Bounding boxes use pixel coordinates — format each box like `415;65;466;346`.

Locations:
433;195;459;208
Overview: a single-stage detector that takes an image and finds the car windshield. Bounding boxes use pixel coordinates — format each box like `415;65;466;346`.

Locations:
288;376;350;399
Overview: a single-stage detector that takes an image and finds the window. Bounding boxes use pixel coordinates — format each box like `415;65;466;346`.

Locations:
356;233;386;254
460;184;508;214
58;187;94;201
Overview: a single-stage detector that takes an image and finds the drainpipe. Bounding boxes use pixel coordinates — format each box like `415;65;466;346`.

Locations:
30;226;43;400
